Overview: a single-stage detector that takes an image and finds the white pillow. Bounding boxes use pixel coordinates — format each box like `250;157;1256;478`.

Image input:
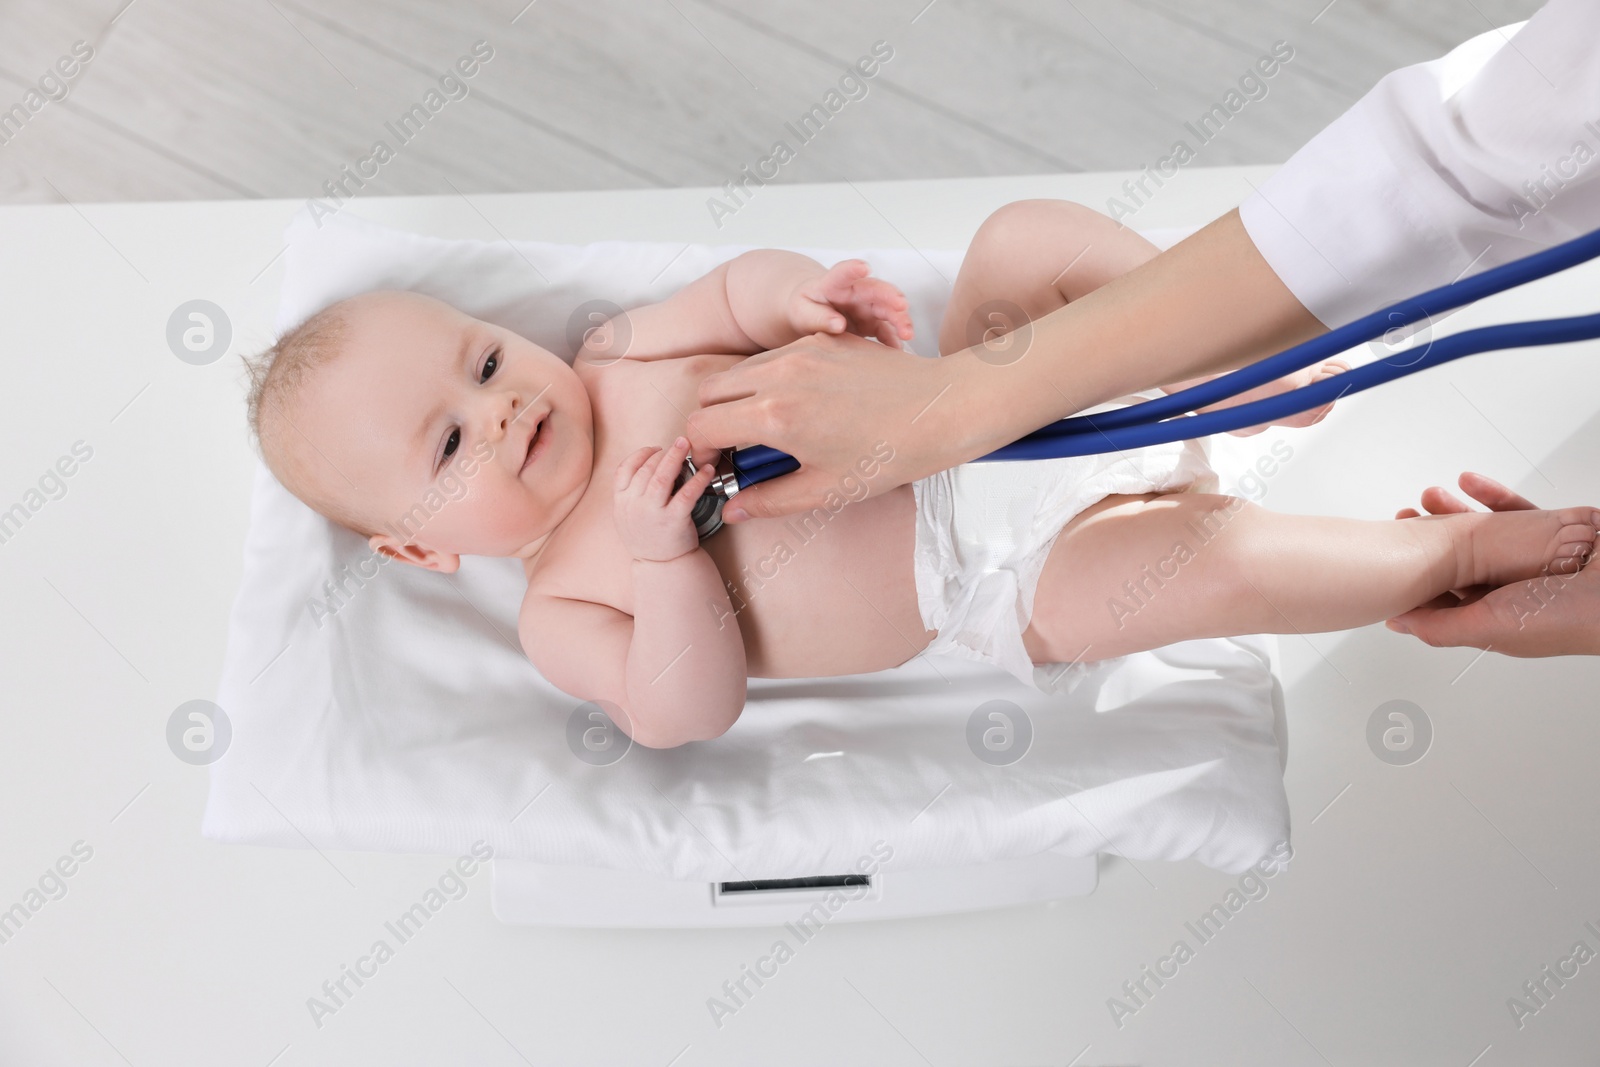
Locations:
203;206;1291;879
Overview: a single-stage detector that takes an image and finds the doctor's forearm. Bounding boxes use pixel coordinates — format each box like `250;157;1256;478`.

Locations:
929;209;1327;465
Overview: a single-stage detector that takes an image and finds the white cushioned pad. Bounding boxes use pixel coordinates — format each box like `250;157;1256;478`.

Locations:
202;206;1291;879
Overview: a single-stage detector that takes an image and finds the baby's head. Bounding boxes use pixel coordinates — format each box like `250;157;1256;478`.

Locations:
243;290;592;572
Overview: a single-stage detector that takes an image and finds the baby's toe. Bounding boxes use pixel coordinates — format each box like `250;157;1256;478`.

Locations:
1549;508;1598;570
1553;506;1596;539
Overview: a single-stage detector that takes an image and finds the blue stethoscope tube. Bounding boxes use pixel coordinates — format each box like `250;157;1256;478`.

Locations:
726;444;798;490
718;223;1600;478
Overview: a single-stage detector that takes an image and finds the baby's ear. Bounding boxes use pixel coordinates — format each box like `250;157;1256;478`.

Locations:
370;534;460;574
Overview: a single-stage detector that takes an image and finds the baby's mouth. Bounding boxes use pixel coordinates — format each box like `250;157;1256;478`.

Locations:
520;413;546;472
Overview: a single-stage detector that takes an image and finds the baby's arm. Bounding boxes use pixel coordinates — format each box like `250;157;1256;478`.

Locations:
518;436;745;749
578;251;912;363
519;569;744;750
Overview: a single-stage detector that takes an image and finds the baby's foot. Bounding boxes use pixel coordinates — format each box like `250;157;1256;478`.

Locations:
1221;359;1351;436
1459;507;1599;587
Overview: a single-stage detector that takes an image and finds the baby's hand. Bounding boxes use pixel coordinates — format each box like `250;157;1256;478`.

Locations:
789;259;915;350
614;436;718;562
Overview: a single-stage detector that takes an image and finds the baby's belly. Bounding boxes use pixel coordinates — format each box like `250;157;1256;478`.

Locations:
700;482;936;678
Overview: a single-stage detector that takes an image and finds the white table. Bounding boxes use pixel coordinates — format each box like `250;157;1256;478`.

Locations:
2;167;1597;1064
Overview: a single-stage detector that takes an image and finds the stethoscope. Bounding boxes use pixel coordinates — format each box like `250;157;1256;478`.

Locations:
673;449;797;540
679;224;1600;540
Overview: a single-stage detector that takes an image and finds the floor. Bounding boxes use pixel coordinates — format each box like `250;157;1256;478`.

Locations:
0;0;1542;204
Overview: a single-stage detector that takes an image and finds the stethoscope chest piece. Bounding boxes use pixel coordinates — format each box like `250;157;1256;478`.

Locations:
674;456;726;541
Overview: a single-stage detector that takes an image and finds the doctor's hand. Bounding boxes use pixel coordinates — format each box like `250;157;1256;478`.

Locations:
1387;471;1600;657
685;331;963;523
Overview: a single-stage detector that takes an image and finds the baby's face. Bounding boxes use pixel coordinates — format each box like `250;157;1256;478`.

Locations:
295;290;592;570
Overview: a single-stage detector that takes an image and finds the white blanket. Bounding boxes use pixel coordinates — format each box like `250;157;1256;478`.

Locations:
202;207;1292;879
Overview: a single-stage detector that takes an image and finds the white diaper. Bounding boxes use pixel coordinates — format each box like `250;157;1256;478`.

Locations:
911;422;1218;693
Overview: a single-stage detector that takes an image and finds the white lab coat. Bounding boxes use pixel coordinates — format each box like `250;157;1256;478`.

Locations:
1238;0;1600;329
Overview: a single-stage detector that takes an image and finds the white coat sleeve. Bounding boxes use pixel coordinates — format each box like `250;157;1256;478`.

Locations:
1237;0;1600;329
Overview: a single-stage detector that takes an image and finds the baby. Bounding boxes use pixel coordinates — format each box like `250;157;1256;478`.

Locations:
244;199;1597;749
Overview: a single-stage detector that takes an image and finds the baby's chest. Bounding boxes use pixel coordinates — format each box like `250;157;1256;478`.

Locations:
581;352;745;449
531;354;745;609
531;372;921;623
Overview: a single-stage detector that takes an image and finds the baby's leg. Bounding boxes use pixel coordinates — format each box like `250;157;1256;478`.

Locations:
1021;492;1598;664
938;199;1156;358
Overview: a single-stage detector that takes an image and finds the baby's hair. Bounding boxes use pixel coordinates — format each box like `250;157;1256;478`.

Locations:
241;301;376;538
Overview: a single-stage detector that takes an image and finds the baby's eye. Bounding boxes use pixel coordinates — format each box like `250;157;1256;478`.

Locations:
438;346;498;467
